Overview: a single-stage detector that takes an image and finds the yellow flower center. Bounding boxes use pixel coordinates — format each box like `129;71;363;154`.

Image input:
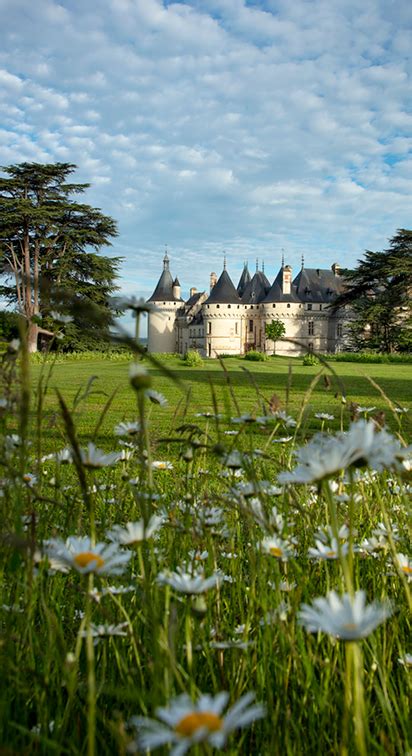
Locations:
269;547;283;558
74;552;105;570
175;711;223;737
401;565;412;575
326;551;337;558
343;622;358;632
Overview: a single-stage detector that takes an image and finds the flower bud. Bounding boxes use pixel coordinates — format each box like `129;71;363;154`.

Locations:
129;363;152;391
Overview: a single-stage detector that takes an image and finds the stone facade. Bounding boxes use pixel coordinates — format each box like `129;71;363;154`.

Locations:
147;254;349;356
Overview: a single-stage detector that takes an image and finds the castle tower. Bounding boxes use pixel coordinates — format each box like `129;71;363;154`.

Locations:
203;266;242;357
147;253;183;353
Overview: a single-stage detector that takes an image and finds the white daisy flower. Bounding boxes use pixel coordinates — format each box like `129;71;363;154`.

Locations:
107;515;164;545
394;553;412;582
230;413;257;424
315;413;335;421
151;460;174;471
272;436;294;444
79;622;128;642
261;536;296;562
145;389;168;406
43;536;131;576
314;524;351;543
278;420;406;485
129;691;265;754
398;653;412;666
222;451;244;469
80;443;119;468
298;590;392;640
129;363;152;391
272;410;297;427
22;473;37;488
114;421;140;437
308;538;349;560
156;567;222;595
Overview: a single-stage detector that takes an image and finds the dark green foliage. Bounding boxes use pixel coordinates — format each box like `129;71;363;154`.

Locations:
303;353;319;366
320;351;412;364
244;349;268;361
333;229;412;353
265;318;286;354
0;162;120;351
182;349;204;366
0;310;19;341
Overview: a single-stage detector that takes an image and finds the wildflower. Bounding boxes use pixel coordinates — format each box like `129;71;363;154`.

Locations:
129;691;265;754
278;420;407;485
230;413;257;424
156;567;222;594
151;460;173;471
114;295;155;314
398;653;412;666
261;536;296;561
107;515;164;545
22;473;37;488
80;622;128;643
299;590;392;639
80;443;119;469
308;538;349;560
222;451;244;469
314;524;351;543
114;421;140;437
394;553;412;582
272;436;293;443
146;389;167;406
272;410;297;427
129;363;152;391
315;412;335;421
43;536;131;576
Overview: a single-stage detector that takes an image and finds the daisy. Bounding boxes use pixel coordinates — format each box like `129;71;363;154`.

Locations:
79;622;129;642
114;421;140;437
272;410;297;427
261;536;296;561
308;538;349;560
129;363;152;391
394;553;412;582
128;691;265;754
315;412;335;421
107;515;164;545
156;567;222;594
398;653;412;666
278;420;406;485
80;443;119;468
151;460;173;470
43;536;131;576
299;590;392;640
146;389;167;406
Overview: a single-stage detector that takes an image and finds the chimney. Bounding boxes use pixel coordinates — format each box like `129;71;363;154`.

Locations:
332;263;341;276
190;287;197;298
282;264;292;295
210;272;217;292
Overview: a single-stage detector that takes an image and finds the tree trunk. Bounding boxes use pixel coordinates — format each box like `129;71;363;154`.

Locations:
27;322;38;353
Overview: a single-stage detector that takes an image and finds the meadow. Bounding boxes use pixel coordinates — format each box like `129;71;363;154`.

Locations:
0;347;411;755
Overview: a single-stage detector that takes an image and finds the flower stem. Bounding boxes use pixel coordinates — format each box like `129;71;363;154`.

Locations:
86;573;96;756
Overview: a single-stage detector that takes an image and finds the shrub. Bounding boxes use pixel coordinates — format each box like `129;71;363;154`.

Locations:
319;352;412;364
303;353;319;366
244;350;268;362
182;350;204;367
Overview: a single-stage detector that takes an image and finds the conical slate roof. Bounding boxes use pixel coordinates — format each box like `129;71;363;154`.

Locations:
237;264;251;297
263;267;301;304
147;255;183;302
206;269;241;304
241;270;271;304
293;268;344;303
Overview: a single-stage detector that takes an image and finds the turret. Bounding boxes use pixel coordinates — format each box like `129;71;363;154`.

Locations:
147;253;182;353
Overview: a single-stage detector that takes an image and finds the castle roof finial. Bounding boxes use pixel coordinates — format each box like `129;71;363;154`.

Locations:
281;248;285;268
301;253;304;269
256;257;259;273
223;252;227;271
163;244;169;270
262;260;265;273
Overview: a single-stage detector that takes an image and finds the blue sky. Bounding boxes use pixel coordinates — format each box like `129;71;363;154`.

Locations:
1;0;411;314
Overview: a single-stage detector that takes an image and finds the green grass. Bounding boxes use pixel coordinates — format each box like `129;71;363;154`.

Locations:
0;350;410;755
31;354;412;450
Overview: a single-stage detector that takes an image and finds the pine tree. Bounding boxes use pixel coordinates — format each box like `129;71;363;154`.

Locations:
0;162;119;352
333;230;412;353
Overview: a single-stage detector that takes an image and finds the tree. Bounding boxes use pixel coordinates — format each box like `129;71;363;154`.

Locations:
332;230;412;353
0;162;119;352
265;318;286;354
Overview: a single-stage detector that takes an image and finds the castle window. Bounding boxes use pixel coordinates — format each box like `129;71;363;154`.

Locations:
319;304;323;311
208;342;211;357
208;322;211;335
307;303;312;311
287;303;291;308
308;321;314;336
337;323;343;337
235;322;238;335
272;304;276;308
308;342;314;351
216;304;220;309
228;304;231;309
249;320;253;333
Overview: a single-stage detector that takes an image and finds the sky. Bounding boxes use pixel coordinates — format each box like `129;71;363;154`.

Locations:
1;0;411;318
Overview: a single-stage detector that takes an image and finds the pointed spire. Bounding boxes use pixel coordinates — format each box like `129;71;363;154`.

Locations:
301;254;305;269
262;260;265;273
256;258;259;273
223;252;227;271
163;245;169;270
281;249;285;268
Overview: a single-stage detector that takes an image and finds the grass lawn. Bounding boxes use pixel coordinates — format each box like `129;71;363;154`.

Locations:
32;354;412;450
